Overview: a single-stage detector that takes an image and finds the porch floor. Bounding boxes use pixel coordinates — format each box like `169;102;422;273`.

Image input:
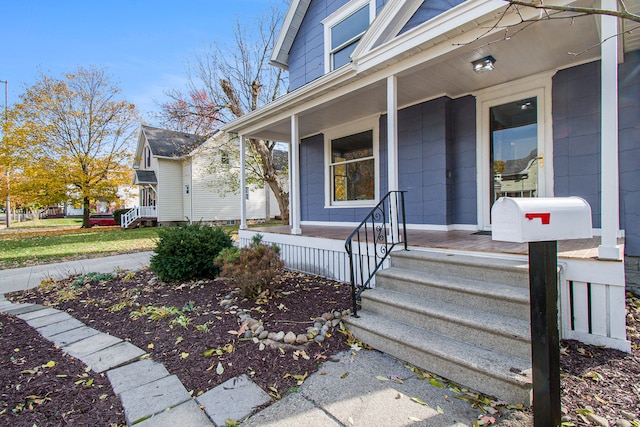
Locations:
249;225;624;261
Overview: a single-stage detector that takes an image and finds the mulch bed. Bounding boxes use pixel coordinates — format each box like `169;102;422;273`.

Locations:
0;313;125;426
3;268;640;426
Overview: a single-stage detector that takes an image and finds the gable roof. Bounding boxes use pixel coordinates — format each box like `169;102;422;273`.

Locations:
141;125;209;159
270;0;312;69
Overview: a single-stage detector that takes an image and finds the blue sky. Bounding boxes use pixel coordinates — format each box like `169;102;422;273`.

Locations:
1;0;281;124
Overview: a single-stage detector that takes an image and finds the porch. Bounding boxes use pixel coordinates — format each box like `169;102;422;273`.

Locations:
241;225;630;352
121;206;158;229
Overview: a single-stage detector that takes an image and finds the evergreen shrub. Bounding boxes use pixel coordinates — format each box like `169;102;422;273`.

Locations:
150;224;233;281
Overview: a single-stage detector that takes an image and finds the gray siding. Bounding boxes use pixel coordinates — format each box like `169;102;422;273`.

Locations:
553;50;640;256
553;61;602;229
288;0;388;91
397;99;449;225
619;50;640;255
399;0;466;34
450;96;477;224
299;96;476;226
299;117;388;222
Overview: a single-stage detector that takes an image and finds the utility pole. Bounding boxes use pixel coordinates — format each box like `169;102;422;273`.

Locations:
0;79;9;228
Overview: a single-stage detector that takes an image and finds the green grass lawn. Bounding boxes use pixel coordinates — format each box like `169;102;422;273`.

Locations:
0;226;162;269
0;218;284;269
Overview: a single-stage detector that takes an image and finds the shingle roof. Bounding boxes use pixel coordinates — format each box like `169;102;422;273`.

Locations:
133;170;158;184
142;125;208;158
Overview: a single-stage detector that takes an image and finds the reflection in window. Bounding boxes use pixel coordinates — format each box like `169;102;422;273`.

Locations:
330;130;375;202
329;4;369;70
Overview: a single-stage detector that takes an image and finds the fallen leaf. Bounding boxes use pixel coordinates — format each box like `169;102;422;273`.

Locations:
216;362;224;375
348;417;355;425
341;372;349;379
410;397;431;407
409;416;421;421
181;352;189;359
436;405;444;414
429;378;444;388
175;336;184;345
147;343;154;349
376;375;390;381
43;361;56;368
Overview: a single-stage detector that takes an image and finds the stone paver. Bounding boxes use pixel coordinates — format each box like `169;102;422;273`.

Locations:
37;318;85;337
118;374;191;425
62;333;122;358
48;326;101;347
196;374;272;426
135;400;214;427
17;307;59;321
1;303;42;315
24;311;72;328
81;341;146;373
107;359;170;395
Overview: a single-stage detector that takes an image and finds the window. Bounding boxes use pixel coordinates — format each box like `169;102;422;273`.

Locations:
325;117;379;207
144;146;152;168
324;0;374;72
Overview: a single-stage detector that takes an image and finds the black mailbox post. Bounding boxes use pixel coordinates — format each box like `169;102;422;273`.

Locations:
491;197;593;427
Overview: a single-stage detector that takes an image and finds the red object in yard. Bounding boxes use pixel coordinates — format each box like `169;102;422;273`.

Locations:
88;213;116;227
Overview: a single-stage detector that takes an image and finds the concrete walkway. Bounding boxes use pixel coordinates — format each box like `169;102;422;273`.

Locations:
0;251;153;294
0;253;484;426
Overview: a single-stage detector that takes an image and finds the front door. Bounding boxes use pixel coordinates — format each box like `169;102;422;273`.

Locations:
490;97;539;207
476;76;553;229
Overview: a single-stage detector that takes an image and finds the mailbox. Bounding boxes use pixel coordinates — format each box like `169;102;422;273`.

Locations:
491;197;592;243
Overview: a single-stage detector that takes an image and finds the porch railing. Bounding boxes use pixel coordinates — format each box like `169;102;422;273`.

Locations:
121;206;157;229
345;191;407;316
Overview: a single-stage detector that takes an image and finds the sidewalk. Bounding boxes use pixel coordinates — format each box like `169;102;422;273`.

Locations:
0;252;486;427
0;251;153;294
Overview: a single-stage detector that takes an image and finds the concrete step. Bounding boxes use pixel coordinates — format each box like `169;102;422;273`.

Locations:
375;267;530;321
390;250;529;288
360;288;531;360
345;311;532;405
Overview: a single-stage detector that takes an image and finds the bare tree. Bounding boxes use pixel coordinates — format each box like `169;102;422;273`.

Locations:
462;1;640;52
505;0;640;24
158;3;290;222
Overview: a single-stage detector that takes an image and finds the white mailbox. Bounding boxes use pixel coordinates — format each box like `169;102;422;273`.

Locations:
491;197;592;243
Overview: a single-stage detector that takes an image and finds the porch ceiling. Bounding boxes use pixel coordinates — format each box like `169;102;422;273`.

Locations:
245;1;635;143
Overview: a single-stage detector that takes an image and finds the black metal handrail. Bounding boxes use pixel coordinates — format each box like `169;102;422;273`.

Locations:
345;191;407;316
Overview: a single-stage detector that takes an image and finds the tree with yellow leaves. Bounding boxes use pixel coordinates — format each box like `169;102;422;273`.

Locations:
7;66;139;227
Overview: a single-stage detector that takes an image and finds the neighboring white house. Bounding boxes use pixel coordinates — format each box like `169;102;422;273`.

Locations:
124;125;280;228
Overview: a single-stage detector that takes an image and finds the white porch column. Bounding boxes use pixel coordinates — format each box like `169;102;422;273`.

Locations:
290;114;302;235
387;75;400;241
239;134;247;230
598;0;621;260
387;75;399;192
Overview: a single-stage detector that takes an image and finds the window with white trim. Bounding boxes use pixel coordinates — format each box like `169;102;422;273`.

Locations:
325;117;379;207
323;0;374;72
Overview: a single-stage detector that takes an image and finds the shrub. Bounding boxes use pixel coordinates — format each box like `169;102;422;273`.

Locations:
150;224;233;281
113;208;130;225
216;235;285;298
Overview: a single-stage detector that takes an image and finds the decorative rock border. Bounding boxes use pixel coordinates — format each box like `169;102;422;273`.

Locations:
219;291;351;348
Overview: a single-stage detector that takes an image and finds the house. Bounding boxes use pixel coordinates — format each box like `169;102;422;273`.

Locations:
123;125;280;228
221;0;639;404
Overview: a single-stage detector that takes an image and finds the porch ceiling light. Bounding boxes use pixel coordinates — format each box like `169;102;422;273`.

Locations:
472;55;496;74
